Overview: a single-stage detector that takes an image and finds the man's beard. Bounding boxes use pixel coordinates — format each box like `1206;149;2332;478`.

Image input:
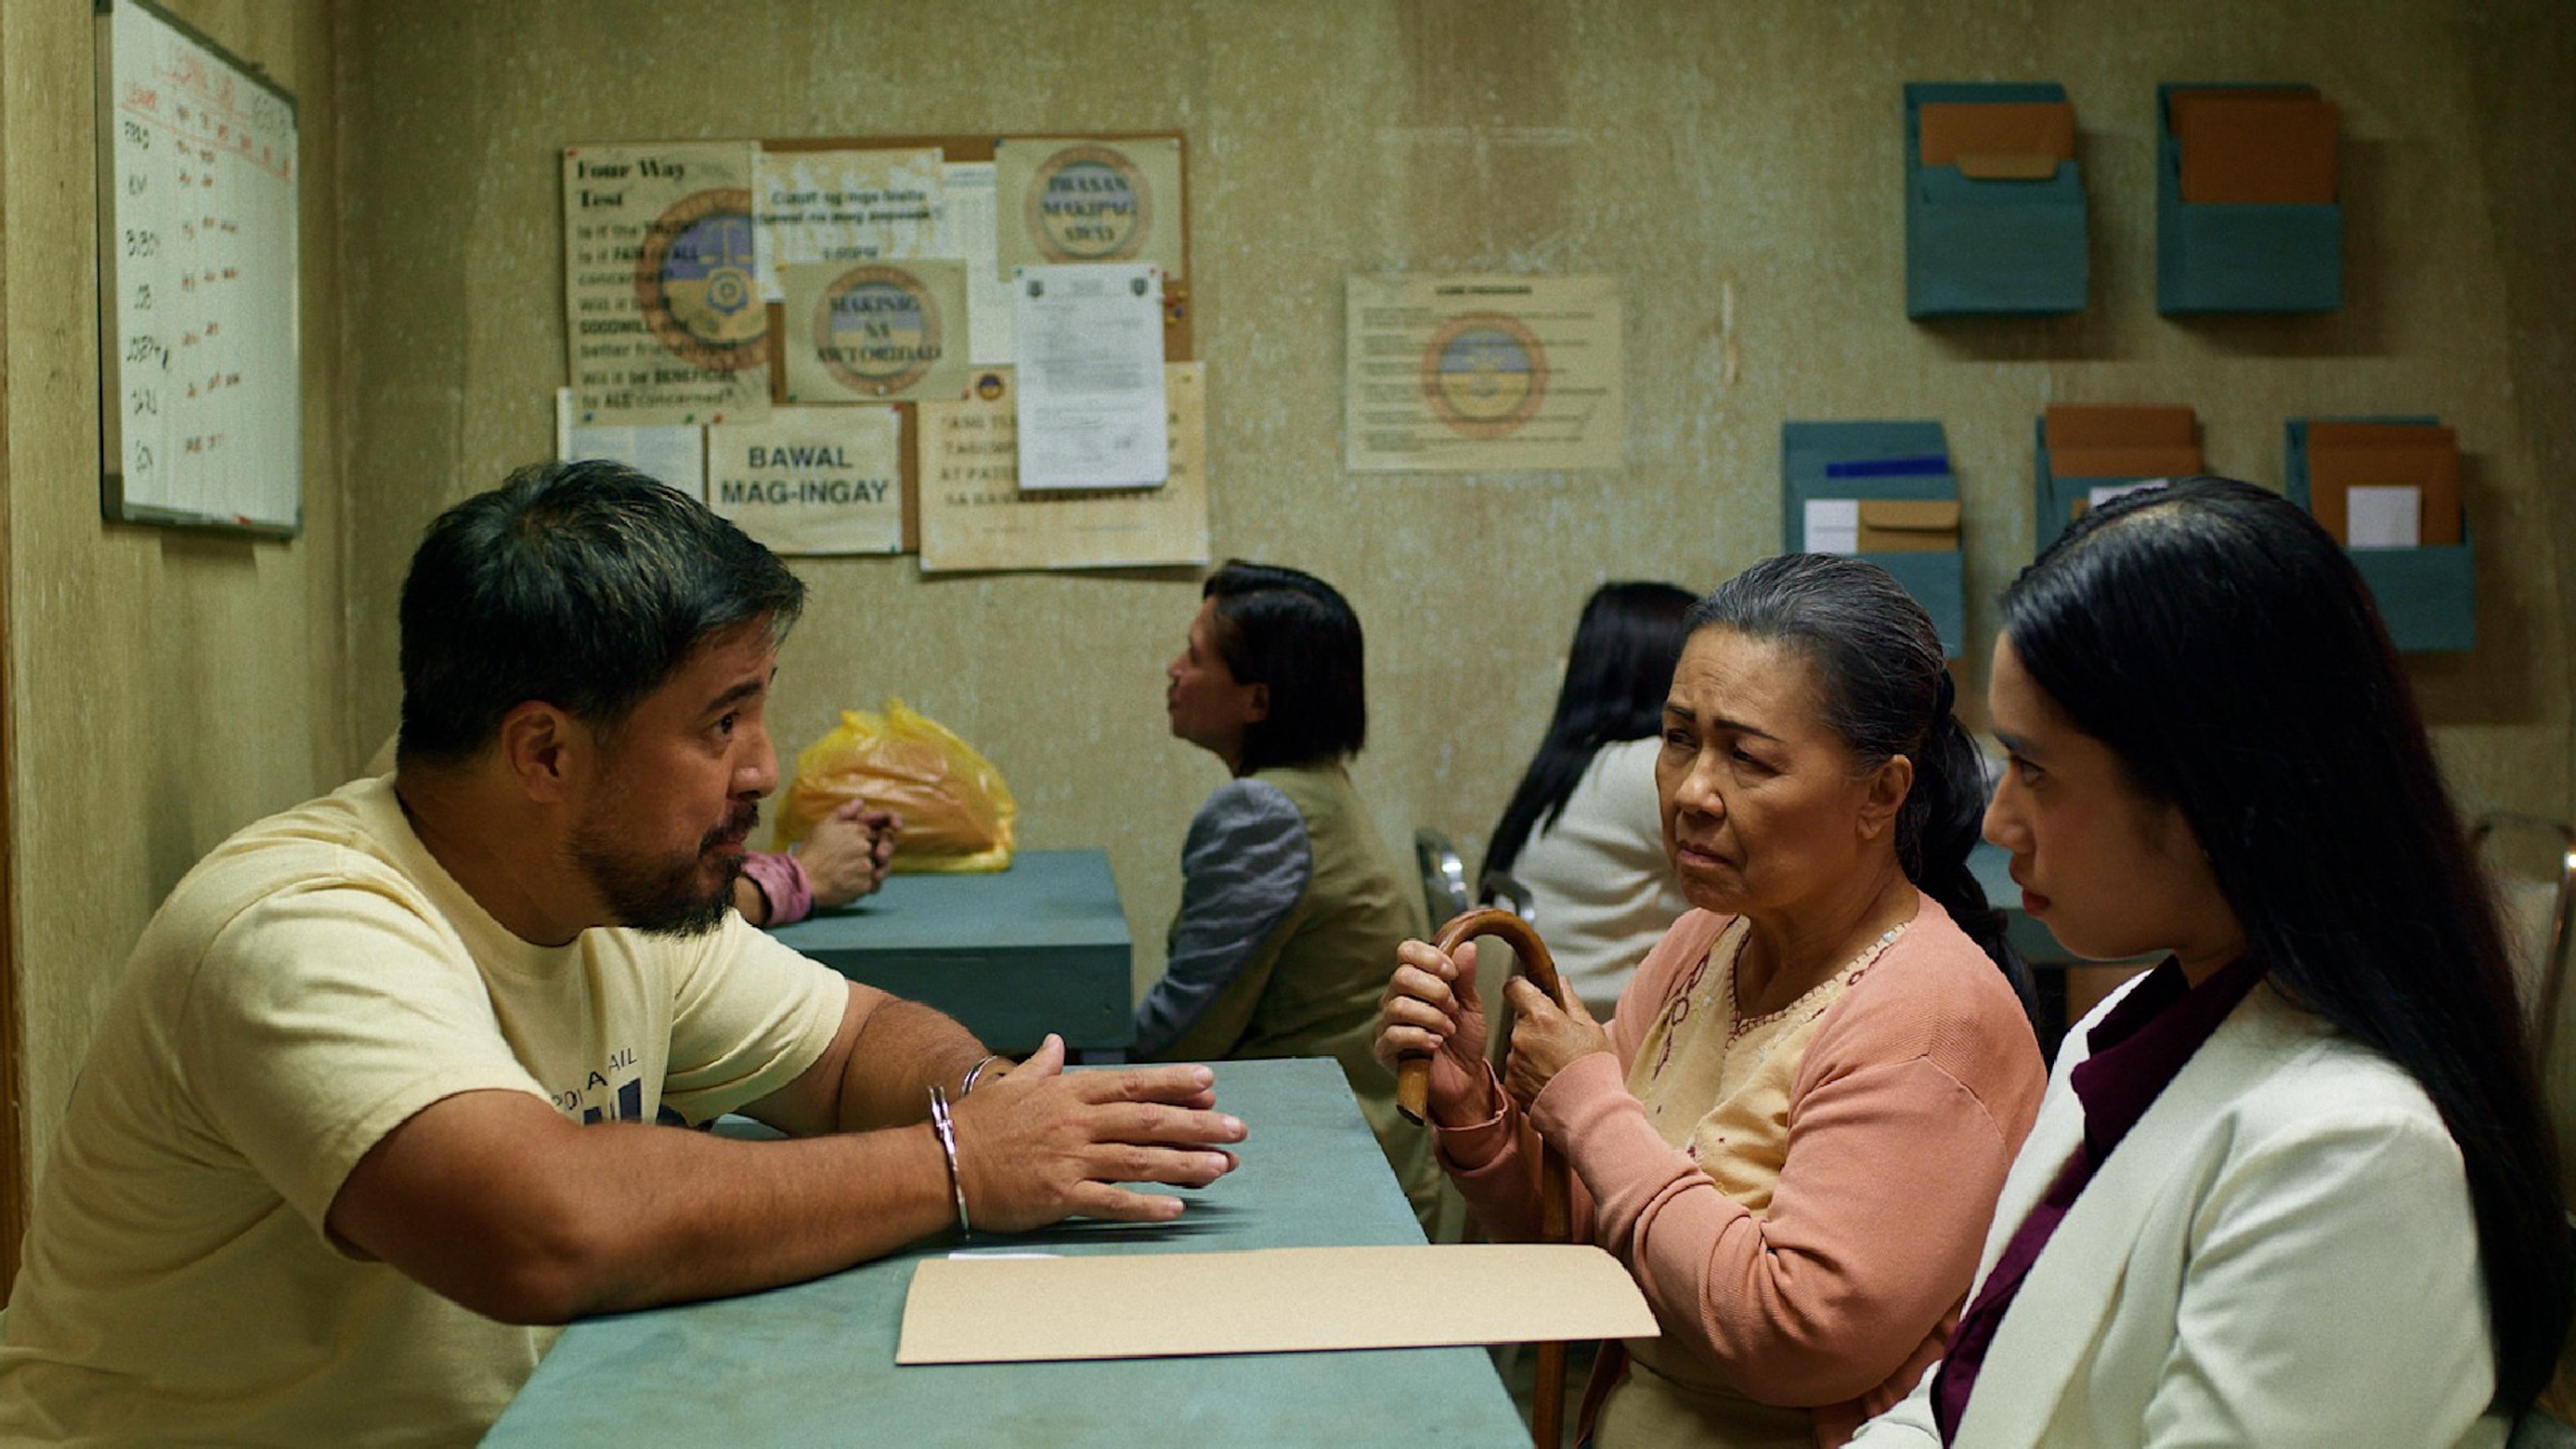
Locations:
569;800;759;937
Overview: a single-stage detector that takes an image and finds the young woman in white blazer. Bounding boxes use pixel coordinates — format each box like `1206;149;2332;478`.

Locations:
1853;477;2571;1448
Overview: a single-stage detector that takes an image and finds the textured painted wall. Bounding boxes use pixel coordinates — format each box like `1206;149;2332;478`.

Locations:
329;0;2576;1003
2;1;347;1179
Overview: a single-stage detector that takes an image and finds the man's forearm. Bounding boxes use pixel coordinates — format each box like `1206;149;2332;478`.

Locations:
836;998;994;1131
328;1089;960;1326
533;1118;954;1319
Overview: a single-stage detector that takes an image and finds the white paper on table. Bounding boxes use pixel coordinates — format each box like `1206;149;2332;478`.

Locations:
1011;263;1168;490
2345;484;2423;549
897;1244;1657;1365
2087;480;2167;511
1803;498;1860;554
942;162;1016;366
555;388;706;498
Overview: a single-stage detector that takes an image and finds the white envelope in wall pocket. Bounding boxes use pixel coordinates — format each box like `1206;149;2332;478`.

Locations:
1803;498;1861;554
2344;485;2422;549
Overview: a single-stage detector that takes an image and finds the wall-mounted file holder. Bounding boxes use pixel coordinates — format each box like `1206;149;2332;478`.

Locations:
1781;420;1966;656
2285;416;2474;652
2156;82;2342;314
2032;404;2203;553
1904;82;2087;318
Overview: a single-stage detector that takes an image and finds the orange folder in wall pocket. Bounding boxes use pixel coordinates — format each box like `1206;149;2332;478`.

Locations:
2045;404;2204;485
2169;89;2340;204
2305;422;2461;547
2048;445;2203;481
1918;101;2076;180
2043;404;2198;452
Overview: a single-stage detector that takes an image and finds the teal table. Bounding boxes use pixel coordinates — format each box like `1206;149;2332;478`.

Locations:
483;1059;1530;1447
768;849;1134;1057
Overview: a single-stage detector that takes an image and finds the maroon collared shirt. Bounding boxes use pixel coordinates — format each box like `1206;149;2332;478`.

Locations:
1930;953;2269;1442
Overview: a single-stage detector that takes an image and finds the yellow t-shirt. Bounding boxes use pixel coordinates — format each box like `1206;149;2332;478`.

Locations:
0;776;848;1446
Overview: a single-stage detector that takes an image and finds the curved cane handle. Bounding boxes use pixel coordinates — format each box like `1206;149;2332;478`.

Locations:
1394;906;1573;1449
1394;907;1563;1124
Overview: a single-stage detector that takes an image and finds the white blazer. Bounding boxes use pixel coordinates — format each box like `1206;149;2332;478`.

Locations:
1852;977;2507;1448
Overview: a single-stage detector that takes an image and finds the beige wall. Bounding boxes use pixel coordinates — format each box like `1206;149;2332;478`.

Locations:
5;0;2566;1184
335;0;2576;997
1;1;348;1185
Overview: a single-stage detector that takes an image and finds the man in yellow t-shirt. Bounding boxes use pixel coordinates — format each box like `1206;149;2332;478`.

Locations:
0;462;1247;1446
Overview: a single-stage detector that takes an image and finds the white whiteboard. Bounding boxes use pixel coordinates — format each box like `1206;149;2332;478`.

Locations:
94;0;301;536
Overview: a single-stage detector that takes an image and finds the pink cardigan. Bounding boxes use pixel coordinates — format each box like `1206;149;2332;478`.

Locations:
1438;895;2045;1446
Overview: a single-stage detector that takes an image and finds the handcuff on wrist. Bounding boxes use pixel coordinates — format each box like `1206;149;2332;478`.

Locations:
926;1086;971;1236
958;1052;1002;1098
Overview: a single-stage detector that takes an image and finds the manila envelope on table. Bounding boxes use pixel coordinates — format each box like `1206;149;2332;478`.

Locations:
2306;422;2461;547
2043;404;2197;452
1918;101;2076;180
1854;498;1959;554
2170;90;2339;204
896;1244;1657;1365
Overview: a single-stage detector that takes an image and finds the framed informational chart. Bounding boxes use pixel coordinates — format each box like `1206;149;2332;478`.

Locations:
94;0;301;536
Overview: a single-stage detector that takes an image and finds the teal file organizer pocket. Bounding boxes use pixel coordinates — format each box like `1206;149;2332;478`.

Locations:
2032;421;2083;555
2157;82;2342;314
1905;82;2087;318
1781;420;1968;656
2031;420;2174;555
1861;551;1967;650
2285;418;2474;652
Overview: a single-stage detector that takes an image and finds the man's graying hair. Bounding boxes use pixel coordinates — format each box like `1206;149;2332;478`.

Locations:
1687;553;2029;1001
397;459;806;764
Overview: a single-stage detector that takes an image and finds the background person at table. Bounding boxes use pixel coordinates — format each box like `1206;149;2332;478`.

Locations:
1135;560;1442;1229
375;732;897;929
1482;580;1697;1016
1851;478;2573;1448
0;462;1245;1448
734;799;902;926
1379;555;2046;1448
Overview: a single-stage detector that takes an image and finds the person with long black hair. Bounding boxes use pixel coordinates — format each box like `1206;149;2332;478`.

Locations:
1379;554;2044;1447
1854;476;2573;1446
1484;582;1698;1014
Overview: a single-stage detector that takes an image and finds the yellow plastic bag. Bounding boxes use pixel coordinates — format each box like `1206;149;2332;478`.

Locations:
774;699;1018;873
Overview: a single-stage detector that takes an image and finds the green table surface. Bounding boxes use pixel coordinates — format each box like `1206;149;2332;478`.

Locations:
482;1058;1530;1447
767;849;1135;1054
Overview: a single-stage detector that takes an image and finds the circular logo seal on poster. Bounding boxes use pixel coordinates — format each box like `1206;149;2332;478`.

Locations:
634;187;768;374
811;265;946;397
1026;144;1151;262
1421;313;1548;439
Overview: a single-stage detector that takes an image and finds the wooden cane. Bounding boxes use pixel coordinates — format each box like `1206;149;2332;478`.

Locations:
1396;907;1573;1449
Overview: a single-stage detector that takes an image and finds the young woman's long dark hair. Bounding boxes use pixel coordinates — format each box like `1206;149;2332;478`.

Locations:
1687;555;2029;1001
2003;475;2571;1411
1483;582;1696;878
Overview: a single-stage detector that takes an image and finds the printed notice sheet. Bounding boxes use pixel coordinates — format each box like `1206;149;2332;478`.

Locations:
919;363;1208;573
706;408;904;555
554;388;705;497
779;260;971;404
1011;263;1168;490
941;161;1016;365
992;137;1186;281
564;141;770;425
751;147;945;301
1344;274;1624;473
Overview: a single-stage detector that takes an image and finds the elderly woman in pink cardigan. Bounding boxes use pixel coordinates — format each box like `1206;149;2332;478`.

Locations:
1379;555;2047;1448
